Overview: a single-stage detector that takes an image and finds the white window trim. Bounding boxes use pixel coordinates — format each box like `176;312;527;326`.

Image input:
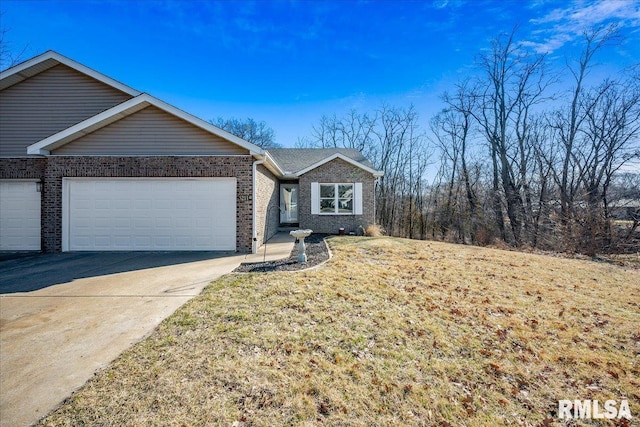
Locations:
355;182;363;215
317;183;355;215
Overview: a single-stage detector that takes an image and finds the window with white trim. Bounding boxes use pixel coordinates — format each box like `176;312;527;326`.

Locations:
319;183;353;214
311;182;363;215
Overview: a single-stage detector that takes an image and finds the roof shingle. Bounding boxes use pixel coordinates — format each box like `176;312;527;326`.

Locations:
267;148;375;174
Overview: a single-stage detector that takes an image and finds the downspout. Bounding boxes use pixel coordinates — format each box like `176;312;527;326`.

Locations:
252;157;266;254
374;177;379;226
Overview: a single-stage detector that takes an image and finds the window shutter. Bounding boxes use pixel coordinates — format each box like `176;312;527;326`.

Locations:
311;182;320;214
354;182;363;215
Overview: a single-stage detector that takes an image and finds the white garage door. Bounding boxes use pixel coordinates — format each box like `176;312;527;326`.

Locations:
0;181;41;251
63;178;236;251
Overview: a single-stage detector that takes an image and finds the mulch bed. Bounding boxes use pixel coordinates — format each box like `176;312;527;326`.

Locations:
234;233;331;273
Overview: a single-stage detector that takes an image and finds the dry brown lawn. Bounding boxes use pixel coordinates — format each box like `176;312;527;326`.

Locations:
39;237;640;426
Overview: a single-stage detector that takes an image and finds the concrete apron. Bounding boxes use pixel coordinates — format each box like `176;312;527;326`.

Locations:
0;254;246;427
242;231;296;263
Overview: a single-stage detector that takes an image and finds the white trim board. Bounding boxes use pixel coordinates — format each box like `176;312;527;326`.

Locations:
294;153;383;178
0;50;141;95
27;94;265;156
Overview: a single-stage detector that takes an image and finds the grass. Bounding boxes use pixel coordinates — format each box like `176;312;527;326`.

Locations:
39;237;640;426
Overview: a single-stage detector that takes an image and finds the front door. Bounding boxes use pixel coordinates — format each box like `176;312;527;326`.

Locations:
280;184;298;224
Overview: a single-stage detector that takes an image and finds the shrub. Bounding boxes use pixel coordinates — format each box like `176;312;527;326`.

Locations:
365;224;384;237
475;226;494;246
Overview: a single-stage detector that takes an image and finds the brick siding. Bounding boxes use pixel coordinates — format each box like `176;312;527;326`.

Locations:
298;158;375;234
255;164;279;248
2;155;378;252
2;156;253;253
0;157;47;179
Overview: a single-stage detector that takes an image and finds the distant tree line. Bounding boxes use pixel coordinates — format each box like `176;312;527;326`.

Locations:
211;117;280;148
298;25;640;256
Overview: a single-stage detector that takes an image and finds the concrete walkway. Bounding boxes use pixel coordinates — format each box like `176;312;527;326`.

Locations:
243;232;296;263
0;234;294;427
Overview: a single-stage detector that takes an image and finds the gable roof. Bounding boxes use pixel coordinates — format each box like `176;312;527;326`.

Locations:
267;148;382;177
3;51;379;177
0;50;140;96
27;93;265;155
0;51;263;157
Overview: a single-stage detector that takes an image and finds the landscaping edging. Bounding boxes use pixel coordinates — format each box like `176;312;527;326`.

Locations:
233;234;331;273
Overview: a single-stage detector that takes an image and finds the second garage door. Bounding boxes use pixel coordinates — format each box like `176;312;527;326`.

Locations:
0;180;41;251
63;178;236;251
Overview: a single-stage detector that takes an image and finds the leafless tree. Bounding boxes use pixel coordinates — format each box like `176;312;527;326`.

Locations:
0;13;27;72
299;26;638;256
435;81;481;243
210;117;279;148
576;78;640;254
307;110;378;161
471;28;549;246
304;104;431;237
548;25;620;249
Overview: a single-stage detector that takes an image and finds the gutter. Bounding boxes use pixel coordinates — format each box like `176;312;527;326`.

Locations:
250;150;290;254
251;156;267;254
262;151;286;176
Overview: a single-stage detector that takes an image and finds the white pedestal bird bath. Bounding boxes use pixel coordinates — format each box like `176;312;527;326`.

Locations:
289;229;313;263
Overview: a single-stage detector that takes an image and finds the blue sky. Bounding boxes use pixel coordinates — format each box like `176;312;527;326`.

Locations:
1;0;639;146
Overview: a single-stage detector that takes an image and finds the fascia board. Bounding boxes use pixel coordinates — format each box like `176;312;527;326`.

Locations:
146;95;264;155
7;51;265;156
263;151;285;176
1;50;141;96
27;93;265;156
294;153;384;177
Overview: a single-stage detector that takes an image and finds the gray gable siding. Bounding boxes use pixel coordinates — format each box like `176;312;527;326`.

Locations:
0;64;132;157
52;106;250;156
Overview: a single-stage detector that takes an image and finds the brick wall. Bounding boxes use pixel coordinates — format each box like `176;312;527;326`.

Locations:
255;164;279;249
0;157;47;179
41;156;253;253
2;155;378;252
298;158;375;234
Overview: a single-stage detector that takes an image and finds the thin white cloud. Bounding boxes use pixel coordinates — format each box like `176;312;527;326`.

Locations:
431;0;466;10
525;0;640;54
526;0;557;9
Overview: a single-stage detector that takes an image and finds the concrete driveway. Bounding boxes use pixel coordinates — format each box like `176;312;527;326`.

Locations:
0;251;245;427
